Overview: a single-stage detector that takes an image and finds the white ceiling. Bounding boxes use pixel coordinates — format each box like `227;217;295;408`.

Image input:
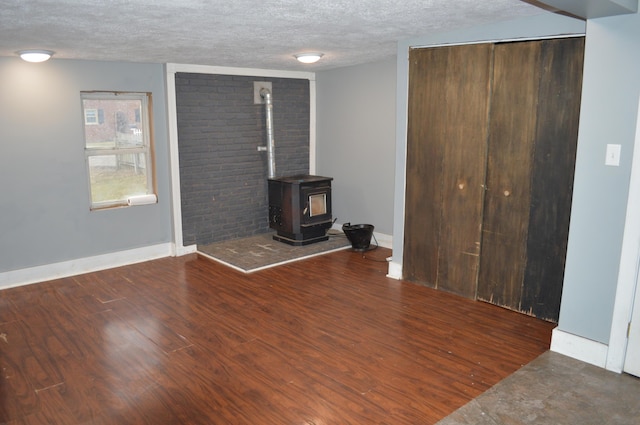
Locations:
0;0;553;71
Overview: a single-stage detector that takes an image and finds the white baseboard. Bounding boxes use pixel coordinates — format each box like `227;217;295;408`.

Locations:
372;231;392;249
387;261;402;280
0;243;173;290
174;244;198;256
550;328;609;369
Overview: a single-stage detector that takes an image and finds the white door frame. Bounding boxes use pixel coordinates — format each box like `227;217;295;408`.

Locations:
623;258;640;376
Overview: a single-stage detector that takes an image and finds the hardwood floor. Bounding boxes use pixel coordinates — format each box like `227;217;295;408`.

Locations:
0;248;555;424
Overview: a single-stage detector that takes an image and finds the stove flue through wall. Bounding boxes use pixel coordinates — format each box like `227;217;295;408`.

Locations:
268;175;333;246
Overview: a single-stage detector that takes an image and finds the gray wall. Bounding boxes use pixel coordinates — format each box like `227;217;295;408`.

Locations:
559;11;640;344
316;59;397;235
0;58;171;273
175;73;310;246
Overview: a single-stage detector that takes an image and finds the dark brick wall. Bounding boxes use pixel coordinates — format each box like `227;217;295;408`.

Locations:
175;73;310;246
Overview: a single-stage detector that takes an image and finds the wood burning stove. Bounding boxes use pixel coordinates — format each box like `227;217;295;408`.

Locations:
268;175;333;246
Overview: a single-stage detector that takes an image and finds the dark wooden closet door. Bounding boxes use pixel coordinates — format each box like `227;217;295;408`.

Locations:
477;38;584;321
404;44;492;297
477;41;542;309
521;37;584;321
404;38;583;321
404;47;446;288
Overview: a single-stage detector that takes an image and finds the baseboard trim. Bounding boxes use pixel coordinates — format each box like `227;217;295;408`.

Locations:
387;261;402;280
550;328;609;369
174;244;198;256
0;243;173;290
372;231;392;249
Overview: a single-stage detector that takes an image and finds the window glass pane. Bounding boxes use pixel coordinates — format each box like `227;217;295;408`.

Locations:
83;98;144;148
88;154;148;204
82;92;153;209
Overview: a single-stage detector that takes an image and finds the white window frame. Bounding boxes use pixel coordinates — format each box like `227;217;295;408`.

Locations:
82;91;155;210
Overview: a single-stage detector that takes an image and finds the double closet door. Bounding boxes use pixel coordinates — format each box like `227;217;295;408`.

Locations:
403;37;584;322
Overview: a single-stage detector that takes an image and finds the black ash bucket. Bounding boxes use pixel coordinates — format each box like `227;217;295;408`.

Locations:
342;223;374;251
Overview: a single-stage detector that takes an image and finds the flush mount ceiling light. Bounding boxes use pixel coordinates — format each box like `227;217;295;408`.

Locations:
18;49;55;63
294;52;324;64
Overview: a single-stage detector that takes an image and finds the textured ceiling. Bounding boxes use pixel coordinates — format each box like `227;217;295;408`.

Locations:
0;0;550;71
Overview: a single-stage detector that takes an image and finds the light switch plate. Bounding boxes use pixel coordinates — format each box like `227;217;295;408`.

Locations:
606;144;621;166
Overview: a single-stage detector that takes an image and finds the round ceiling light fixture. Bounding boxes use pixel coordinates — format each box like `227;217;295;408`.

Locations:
18;49;55;63
294;52;324;64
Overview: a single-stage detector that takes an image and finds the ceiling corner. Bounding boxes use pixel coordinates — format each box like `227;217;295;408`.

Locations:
533;0;638;19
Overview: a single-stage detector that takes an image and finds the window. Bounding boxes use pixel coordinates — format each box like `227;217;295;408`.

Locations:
82;92;155;210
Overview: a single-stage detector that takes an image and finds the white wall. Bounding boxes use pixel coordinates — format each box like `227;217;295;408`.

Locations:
316;59;397;237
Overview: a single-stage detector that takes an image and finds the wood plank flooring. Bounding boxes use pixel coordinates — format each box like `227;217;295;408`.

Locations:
0;248;555;424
